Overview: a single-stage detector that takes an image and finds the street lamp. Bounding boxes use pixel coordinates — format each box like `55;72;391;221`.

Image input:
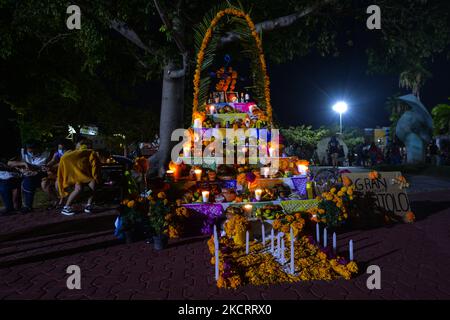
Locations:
332;101;348;134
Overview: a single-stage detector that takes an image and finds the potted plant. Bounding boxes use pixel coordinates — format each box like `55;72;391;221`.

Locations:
148;192;170;250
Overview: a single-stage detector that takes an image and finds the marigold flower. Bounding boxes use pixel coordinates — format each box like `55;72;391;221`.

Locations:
157;192;166;199
342;176;352;187
368;171;379;180
405;211;415;223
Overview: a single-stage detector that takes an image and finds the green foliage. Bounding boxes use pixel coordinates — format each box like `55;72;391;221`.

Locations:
341;127;365;150
431;99;450;135
281;125;330;149
148;197;170;235
1;0;449;148
366;0;450;95
121;206;147;233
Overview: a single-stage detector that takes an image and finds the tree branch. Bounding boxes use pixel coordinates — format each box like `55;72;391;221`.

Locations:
110;19;155;55
167;52;188;79
38;33;71;57
153;0;186;54
220;0;333;45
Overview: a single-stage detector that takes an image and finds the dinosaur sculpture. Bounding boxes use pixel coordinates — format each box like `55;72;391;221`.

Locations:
395;94;433;163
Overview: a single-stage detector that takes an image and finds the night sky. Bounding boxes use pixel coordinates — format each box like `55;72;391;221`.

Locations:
269;46;450;129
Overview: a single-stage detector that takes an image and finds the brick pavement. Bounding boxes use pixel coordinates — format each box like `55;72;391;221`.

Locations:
1;190;450;299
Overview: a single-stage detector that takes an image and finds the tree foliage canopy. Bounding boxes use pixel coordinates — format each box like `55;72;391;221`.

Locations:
1;0;449;148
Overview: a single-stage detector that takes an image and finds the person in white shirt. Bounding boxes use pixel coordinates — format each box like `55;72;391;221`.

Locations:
8;141;50;212
0;162;22;214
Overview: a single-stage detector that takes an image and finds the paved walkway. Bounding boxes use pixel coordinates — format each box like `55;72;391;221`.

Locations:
1;190;450;299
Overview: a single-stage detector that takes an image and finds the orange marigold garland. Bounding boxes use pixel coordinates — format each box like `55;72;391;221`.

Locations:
192;8;272;122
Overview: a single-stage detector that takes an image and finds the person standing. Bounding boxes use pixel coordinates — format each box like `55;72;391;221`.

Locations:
328;136;340;167
428;140;440;166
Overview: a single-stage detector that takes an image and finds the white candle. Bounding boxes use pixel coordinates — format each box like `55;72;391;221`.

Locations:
316;223;320;243
349;240;354;261
261;223;265;245
246;231;249;255
193;118;202;128
183;145;191;157
209;105;215;114
323;227;327;247
194;169;202;181
243;204;253;217
277;233;281;258
281;237;285;263
271;228;274;253
202;190;210;203
255;188;263;201
333;232;337;254
290;227;295;274
297;164;307;175
261;167;270;178
213;225;219;281
269;147;275;157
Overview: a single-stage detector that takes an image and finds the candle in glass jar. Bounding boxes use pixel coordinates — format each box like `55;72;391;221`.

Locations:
194;169;202;181
243;204;253;216
166;170;174;180
202;190;210;203
255;188;263;201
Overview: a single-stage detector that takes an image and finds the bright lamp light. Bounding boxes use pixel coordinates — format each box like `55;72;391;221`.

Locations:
332;101;348;114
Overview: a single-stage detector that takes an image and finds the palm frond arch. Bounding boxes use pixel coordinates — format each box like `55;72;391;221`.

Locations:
192;6;272;123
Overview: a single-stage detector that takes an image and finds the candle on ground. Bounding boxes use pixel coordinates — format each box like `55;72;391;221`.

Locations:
245;231;249;255
333;232;337;254
290;227;295;274
349;240;354;261
261;223;265;245
271;228;274;253
323;227;327;247
213;225;219;281
261;167;270;178
316;223;320;243
277;233;281;258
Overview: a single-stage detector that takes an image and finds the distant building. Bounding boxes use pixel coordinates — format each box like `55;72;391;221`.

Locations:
364;126;390;149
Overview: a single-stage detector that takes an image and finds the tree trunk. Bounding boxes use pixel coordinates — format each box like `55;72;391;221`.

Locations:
149;61;185;176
